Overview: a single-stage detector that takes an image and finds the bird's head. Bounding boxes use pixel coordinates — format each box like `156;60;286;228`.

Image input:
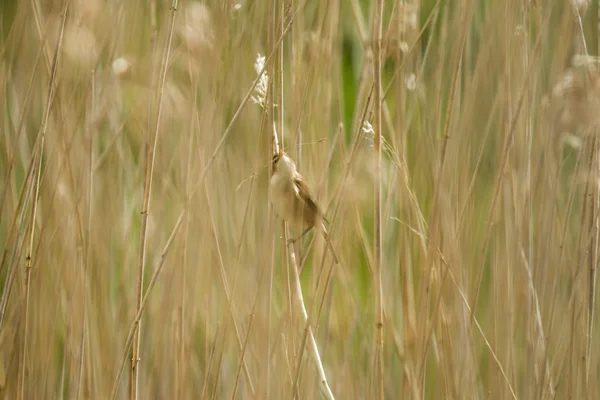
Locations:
272;148;296;175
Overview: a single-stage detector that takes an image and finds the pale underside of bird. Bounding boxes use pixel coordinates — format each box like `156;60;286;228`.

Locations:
270;149;326;238
270;149;342;272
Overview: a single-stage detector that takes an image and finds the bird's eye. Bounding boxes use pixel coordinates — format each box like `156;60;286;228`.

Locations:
272;153;280;167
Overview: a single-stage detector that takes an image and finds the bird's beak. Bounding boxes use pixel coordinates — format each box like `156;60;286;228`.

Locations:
279;148;284;158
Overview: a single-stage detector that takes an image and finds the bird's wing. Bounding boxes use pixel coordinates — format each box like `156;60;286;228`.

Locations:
293;175;320;216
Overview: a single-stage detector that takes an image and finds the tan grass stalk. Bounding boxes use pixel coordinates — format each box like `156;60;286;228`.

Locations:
290;87;374;399
288;243;335;400
288;1;305;372
208;109;271;400
447;268;518;400
176;99;194;400
419;0;467;265
582;138;599;392
229;270;265;400
383;0;444;100
199;324;219;399
0;45;44;228
203;180;255;397
0;160;36;331
293;125;373;396
372;0;385;398
324;86;373;222
471;32;542;317
572;5;600;387
0;119;42;329
19;5;67;399
75;69;96;400
265;0;277;394
230;207;273;398
520;248;555;397
110;215;184;399
347;2;431;393
405;223;518;399
427;0;468;295
589;144;600;388
213;84;276;398
519;5;556;398
130;1;178;398
228;116;270;397
571;138;595;395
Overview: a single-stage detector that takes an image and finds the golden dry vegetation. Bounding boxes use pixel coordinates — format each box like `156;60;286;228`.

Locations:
1;0;600;399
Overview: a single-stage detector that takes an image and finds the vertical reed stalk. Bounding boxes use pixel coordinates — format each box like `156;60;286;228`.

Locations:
76;69;96;400
130;1;178;398
372;0;384;398
20;5;67;399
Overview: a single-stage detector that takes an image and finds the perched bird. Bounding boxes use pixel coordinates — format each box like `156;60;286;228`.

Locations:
270;149;326;242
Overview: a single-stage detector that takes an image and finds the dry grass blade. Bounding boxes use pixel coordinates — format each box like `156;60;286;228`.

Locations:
372;0;385;398
130;2;179;398
287;243;335;400
0;43;44;226
471;30;543;318
110;215;184;400
19;4;68;399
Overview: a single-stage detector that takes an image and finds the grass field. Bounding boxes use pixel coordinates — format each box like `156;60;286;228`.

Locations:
1;0;600;398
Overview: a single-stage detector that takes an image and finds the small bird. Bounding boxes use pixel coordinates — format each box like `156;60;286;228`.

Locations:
270;148;326;243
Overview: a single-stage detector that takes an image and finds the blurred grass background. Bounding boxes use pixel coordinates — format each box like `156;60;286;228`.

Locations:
1;0;600;398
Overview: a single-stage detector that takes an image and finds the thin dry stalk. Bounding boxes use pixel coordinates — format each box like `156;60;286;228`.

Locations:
0;213;29;348
372;0;385;398
519;6;556;392
19;5;67;399
0;42;44;227
570;136;596;396
383;0;443;100
287;243;335;400
228;134;267;397
406;223;518;399
211;118;271;400
230;211;273;399
215;80;278;398
446;269;518;400
427;1;468;227
0;154;38;331
110;214;184;399
417;15;470;387
199;324;219;399
75;69;96;400
582;135;599;391
471;32;542;317
290;84;373;399
177;94;195;400
572;5;600;387
129;2;178;399
589;141;600;387
265;0;277;394
204;179;255;398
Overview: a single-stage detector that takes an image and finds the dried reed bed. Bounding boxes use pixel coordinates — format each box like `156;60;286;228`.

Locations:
1;0;599;398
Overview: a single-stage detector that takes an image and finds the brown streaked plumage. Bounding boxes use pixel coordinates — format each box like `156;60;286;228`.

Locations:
271;149;340;269
270;149;325;235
